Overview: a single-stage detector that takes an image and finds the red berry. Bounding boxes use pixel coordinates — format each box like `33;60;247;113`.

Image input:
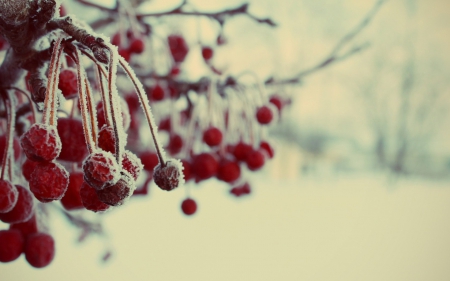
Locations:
201;46;214;61
10;214;39;237
96;99;131;132
256;105;273;125
203;126;223;147
98;126;116;154
0;135;21;161
30;162;69;203
119;48;131;62
58;68;78;99
0;179;18;213
153;161;183;191
217;160;241;183
60;172;84;211
25;233;55;268
192;153;218;181
0;230;24;263
111;32;121;46
140;151;160;172
232;142;253;162
122;151;142;181
181;198;197;216
158;118;171;131
0;185;34;224
181;160;192;182
96;172;134;206
269;95;283;112
230;182;251;197
149;84;165;101
260;141;274;159
83;151;121;190
245;150;265;171
167;134;183;155
80;181;110;213
168;35;189;63
129;38;145;54
22;159;38;182
169;66;180;77
57;118;88;162
20;123;61;162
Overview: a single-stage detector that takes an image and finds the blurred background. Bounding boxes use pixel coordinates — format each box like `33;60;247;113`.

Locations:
1;0;450;280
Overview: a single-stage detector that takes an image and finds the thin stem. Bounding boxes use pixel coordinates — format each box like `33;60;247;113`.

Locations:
0;91;15;181
43;38;64;126
105;46;123;163
118;58;166;166
84;77;98;147
73;48;95;153
8;87;36;124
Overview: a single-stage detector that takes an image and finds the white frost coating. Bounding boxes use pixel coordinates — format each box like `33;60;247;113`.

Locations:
117;56;167;163
103;43;127;164
3;91;16;181
166;158;185;187
43;37;63;126
74;49;95;152
82;150;121;189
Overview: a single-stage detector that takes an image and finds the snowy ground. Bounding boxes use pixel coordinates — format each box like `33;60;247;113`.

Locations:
2;171;450;281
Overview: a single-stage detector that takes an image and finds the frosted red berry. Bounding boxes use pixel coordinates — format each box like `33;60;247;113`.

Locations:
111;32;121;46
20;123;61;162
158;118;171;131
58;68;78;99
10;214;39;237
129;38;145;54
245;150;265;171
217;160;241;183
83;151;120;190
29;162;69;203
57;118;88;162
167;134;183;155
0;230;24;263
192;153;218;181
0;180;18;213
0;185;34;224
232;142;253;162
181;160;192;182
25;233;55;268
153;161;183;191
98;126;116;154
168;35;189;63
140;151;160;172
260;141;274;159
203;127;223;147
119;48;131;62
96;172;134;206
80;181;110;213
256;105;273;125
122;151;142;181
201;46;214;61
269;95;283;112
60;172;84;211
181;198;197;216
150;84;165;101
22;159;38;182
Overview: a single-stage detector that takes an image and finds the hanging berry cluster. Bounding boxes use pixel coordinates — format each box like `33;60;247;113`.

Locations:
102;4;289;216
0;0;183;267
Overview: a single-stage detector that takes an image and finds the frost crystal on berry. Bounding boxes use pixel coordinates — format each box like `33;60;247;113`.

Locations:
83;151;121;190
153;160;184;191
20;123;62;162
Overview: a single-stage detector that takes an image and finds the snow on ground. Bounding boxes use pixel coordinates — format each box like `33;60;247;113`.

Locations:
2;172;450;281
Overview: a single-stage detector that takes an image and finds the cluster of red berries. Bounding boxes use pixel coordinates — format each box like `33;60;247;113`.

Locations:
0;213;55;268
111;29;146;62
